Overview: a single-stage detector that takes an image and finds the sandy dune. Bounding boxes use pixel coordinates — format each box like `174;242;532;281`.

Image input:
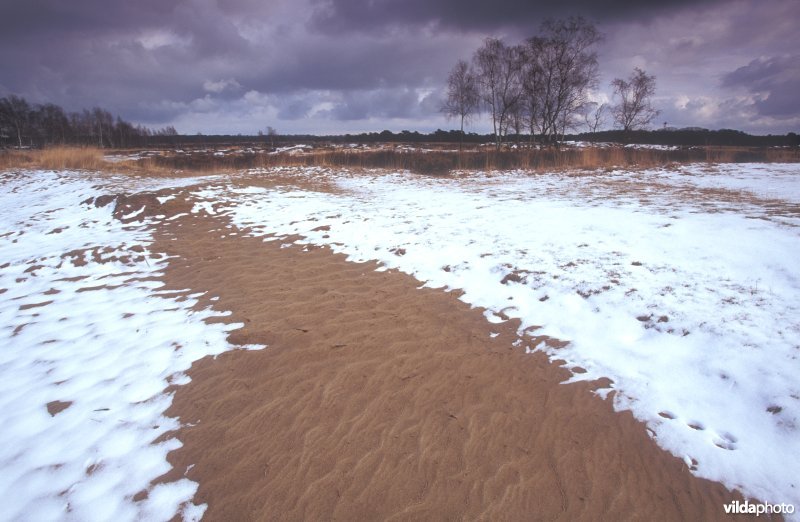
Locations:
154;207;756;521
3;167;787;520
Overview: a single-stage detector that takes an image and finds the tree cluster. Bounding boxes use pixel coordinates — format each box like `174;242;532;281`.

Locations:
0;95;177;149
442;17;661;146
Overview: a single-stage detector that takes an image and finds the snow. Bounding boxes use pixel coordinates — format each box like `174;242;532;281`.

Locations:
659;162;800;204
563;140;683;151
269;144;312;155
197;163;800;510
0;170;258;521
3;162;798;517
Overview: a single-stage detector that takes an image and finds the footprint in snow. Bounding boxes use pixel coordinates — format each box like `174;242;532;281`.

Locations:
713;432;738;451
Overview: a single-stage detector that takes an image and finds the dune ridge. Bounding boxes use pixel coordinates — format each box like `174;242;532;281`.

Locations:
152;205;761;521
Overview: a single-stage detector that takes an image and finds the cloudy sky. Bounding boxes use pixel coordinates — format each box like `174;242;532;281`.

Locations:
1;0;798;135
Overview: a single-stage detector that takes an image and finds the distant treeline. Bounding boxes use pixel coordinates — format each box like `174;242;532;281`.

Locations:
139;128;800;148
0;95;178;149
2;95;798;150
579;129;800;147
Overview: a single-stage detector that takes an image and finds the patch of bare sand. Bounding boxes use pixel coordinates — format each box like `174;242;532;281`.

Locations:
152;208;764;521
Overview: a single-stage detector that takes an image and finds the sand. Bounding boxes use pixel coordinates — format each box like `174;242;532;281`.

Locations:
143;188;764;521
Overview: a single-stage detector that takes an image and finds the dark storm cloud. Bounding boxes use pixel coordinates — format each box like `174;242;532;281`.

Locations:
1;0;798;133
0;0;252;57
0;0;457;120
322;88;439;121
722;55;800;119
309;0;725;33
276;97;314;120
0;0;266;121
243;31;462;95
0;0;173;38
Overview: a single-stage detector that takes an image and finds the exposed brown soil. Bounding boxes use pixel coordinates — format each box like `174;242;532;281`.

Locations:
148;200;764;521
46;400;72;416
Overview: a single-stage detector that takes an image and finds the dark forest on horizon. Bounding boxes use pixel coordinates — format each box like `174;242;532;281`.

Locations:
2;94;799;150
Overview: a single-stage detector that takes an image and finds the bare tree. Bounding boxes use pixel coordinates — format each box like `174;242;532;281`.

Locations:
36;103;70;144
508;98;525;146
582;101;607;133
0;95;32;148
522;17;602;145
611;67;660;132
114;116;136;148
473;38;503;148
266;126;278;149
0;94;179;148
154;125;178;136
495;44;525;145
91;107;115;148
473;38;523;149
519;44;543;146
440;60;479;151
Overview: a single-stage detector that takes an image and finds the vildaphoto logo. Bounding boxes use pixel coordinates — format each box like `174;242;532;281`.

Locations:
723;500;795;516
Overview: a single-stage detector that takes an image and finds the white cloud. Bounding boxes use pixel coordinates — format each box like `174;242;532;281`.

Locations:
136;30;191;51
202;78;242;93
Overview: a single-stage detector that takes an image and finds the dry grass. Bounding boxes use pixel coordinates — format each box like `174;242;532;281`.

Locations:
703;146;800;163
233;146;799;174
0;146;199;177
0;146;106;171
2;144;798;176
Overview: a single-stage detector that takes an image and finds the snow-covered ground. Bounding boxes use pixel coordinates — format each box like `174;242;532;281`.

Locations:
196;163;800;510
564;140;684;150
663;162;800;204
0;170;256;521
268;144;312;155
2;163;798;518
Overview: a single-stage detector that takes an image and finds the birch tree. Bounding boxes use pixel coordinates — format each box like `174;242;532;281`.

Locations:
473;38;523;149
611;67;660;132
0;95;31;148
441;60;479;151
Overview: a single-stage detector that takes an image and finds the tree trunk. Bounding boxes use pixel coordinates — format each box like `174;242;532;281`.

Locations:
459;115;464;153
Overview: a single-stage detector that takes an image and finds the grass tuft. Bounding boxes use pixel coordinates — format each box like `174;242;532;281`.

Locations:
0;146;105;171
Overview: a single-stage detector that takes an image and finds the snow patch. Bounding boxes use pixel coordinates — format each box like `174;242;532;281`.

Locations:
0;170;258;521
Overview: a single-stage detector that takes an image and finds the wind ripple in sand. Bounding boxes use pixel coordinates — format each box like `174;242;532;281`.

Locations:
193;164;800;512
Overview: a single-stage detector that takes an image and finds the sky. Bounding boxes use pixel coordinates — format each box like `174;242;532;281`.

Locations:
1;0;798;136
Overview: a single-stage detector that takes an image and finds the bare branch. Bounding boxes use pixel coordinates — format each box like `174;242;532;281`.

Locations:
520;17;602;145
611;67;660;132
441;60;480;146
